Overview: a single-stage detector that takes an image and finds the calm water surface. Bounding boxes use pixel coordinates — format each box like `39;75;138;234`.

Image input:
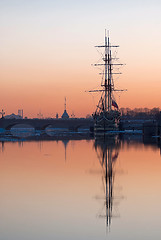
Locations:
0;137;161;240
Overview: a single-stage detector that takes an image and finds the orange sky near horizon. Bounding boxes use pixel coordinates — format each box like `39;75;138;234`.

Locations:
0;0;161;118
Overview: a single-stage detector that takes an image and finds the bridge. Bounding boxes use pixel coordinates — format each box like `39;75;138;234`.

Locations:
0;118;94;131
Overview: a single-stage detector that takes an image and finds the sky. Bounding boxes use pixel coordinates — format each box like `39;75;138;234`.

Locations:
0;0;161;118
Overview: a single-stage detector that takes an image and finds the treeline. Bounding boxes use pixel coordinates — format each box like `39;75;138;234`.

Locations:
120;107;160;119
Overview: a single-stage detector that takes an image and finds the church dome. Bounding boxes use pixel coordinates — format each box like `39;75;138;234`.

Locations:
61;109;69;119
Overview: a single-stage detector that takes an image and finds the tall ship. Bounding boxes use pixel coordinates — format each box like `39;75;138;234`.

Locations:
90;31;124;135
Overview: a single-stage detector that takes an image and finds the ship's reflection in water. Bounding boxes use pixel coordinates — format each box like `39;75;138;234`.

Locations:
0;136;161;240
94;136;121;229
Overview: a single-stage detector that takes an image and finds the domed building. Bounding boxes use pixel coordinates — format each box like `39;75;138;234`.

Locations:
61;109;69;119
61;97;69;119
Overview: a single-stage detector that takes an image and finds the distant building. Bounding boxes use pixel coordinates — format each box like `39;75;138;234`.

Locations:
61;97;69;119
62;110;69;119
0;109;5;118
18;109;23;118
56;113;59;119
37;111;43;119
5;113;22;119
86;114;92;119
71;111;75;118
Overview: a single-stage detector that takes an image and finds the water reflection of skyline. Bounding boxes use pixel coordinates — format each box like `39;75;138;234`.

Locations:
1;133;160;154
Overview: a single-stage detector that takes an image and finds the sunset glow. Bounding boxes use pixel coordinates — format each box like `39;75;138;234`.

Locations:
1;0;161;117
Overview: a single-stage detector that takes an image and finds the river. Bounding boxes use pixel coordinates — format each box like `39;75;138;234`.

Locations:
0;136;161;240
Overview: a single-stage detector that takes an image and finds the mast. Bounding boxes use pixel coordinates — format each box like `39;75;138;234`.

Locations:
101;30;112;112
106;31;112;112
104;30;108;111
89;31;124;115
107;32;110;111
109;49;112;111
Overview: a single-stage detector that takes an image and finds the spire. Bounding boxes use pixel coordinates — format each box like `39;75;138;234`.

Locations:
65;97;66;111
61;97;69;119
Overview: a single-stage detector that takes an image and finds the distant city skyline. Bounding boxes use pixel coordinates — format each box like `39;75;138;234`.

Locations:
1;0;161;118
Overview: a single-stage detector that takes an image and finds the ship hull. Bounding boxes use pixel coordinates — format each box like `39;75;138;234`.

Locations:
93;110;120;136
